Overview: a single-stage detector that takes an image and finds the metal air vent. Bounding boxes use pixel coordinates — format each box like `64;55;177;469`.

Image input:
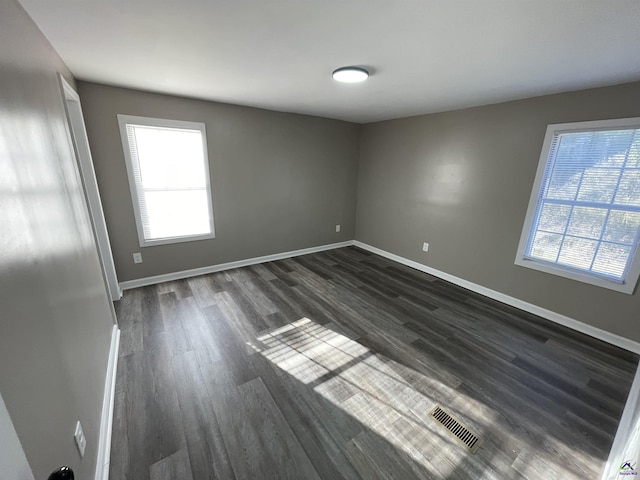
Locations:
429;404;482;454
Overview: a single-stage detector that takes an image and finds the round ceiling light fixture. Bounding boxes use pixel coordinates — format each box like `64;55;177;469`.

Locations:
332;66;369;83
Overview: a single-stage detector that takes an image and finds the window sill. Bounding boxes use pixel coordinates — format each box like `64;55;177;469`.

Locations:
514;256;637;295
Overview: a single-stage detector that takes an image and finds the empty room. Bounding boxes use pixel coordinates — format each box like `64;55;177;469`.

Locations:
3;1;640;479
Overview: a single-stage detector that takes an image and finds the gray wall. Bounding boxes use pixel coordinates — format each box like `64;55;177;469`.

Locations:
0;1;115;478
356;81;640;342
78;82;360;282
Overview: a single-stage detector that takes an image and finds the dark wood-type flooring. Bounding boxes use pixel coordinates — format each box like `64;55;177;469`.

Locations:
110;247;639;479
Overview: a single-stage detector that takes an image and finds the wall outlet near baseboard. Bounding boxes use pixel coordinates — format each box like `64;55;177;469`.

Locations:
133;252;142;263
74;420;86;458
422;242;429;252
336;224;341;233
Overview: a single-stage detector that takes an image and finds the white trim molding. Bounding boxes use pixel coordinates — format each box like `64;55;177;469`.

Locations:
94;325;120;480
119;241;354;290
59;74;122;301
353;241;640;355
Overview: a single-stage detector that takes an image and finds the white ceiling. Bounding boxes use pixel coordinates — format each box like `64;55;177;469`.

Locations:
19;0;640;123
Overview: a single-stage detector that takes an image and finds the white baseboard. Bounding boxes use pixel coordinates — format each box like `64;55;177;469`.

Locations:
119;241;354;291
353;241;640;355
94;325;120;480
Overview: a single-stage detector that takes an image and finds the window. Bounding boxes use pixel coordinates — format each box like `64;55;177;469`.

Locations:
516;118;640;294
118;115;215;247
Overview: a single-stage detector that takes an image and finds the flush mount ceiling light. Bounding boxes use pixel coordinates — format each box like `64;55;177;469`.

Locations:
332;66;369;83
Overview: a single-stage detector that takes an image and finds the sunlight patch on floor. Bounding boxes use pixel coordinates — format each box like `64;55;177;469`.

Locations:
257;317;501;477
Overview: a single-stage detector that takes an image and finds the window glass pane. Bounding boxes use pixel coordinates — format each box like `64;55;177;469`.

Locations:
575;168;619;203
557;237;598;270
592;243;631;278
603;211;640;245
530;232;562;262
133;126;206;190
614;169;640;206
537;203;571;234
545;163;580;200
565;206;607;240
143;190;210;239
626;138;640;168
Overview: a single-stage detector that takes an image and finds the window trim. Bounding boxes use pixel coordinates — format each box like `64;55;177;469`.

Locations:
117;114;215;247
515;117;640;295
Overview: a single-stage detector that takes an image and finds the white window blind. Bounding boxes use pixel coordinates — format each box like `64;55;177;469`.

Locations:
118;115;215;247
516;118;640;294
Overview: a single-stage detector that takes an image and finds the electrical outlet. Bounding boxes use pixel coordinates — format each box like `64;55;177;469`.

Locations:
74;421;86;458
133;252;142;264
422;242;429;252
335;224;341;233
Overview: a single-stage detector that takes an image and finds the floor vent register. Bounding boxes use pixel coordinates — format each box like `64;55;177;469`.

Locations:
428;404;482;454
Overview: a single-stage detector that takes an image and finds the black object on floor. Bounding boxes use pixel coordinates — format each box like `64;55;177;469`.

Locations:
48;466;74;480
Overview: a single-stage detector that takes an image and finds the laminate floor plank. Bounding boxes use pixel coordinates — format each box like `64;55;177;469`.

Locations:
253;341;365;447
149;449;194;480
111;247;637;480
269;278;331;322
345;430;433;480
249;275;308;324
171;352;235;480
247;352;363;480
291;283;358;329
249;263;278;281
352;261;440;304
232;275;279;318
289;268;420;345
176;296;223;367
115;288;143;357
221;377;322;480
262;261;298;286
219;283;271;333
159;292;194;358
291;255;335;281
187;275;219;309
201;303;259;386
206;272;232;293
161;279;194;299
140;331;187;465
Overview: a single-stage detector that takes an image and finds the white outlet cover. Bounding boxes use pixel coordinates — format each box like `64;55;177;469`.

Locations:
74;421;86;458
422;242;429;252
336;224;341;233
133;252;142;264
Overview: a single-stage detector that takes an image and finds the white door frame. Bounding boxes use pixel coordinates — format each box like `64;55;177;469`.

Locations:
59;75;122;301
